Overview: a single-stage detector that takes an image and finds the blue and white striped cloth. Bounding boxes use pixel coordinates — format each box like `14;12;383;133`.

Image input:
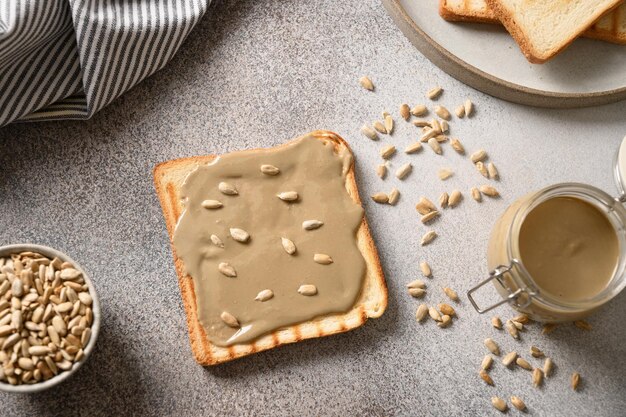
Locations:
0;0;209;127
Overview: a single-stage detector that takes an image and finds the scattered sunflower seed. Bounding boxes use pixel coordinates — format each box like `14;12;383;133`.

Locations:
448;190;462;207
532;368;544;388
384;114;394;134
438;169;453;181
373;120;387;134
464;99;474;116
543;358;554;377
218;262;237;277
421;211;440;224
513;314;530;324
479;185;500;197
510;396;526;411
511;320;524;330
435;134;448;143
201;200;223;209
480;370;494;385
361;124;378;140
470;149;487;163
407;279;426;289
277;191;299;202
471;187;482;202
443;287;459;301
417;197;437;213
503;351;518;367
255;289;274;302
415;304;429;322
230;228;250;243
505;320;519;339
260;164;280;175
400;104;411;120
413;120;430;128
388;188;400;205
530;346;544;358
298;284;318;296
421;128;439;142
359;76;374;91
429;306;442;322
430;118;442;132
420;261;432;278
491;397;507;412
481;355;494;371
571;372;581;391
491;316;502;329
455;105;465;118
302;220;324;230
371;192;389;204
281;237;297;255
574;320;592;331
428;138;442;154
542;323;558;334
220;311;240;328
218;182;238;195
516;357;532;371
434;105;451;120
438;303;455;316
450;138;465;154
421;231;437;246
408;288;426;298
484;338;500;355
438;314;452;328
396;163;413;180
411;104;428;116
476;161;489;178
427;86;443;100
405;142;423;154
487;163;499;180
376;163;387;179
439;192;449;208
440;120;449;133
313;254;333;265
380;145;396;159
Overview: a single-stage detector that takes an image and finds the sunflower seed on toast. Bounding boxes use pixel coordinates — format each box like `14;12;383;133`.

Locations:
298;284;318;296
210;234;225;248
220;311;240;328
281;237;296;255
255;289;274;302
313;254;333;265
302;220;323;230
276;191;299;202
218;182;238;195
201;200;223;209
230;228;250;243
218;262;237;277
260;164;280;175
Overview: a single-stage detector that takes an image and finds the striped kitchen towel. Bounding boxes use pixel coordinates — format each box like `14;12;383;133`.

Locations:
0;0;209;127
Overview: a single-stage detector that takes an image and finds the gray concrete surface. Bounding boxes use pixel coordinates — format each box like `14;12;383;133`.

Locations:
0;0;625;415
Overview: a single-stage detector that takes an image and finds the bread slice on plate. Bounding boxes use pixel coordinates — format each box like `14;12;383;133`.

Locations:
484;0;624;62
153;130;387;366
439;0;626;45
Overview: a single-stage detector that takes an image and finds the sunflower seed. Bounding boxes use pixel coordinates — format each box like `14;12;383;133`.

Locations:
218;262;237;277
464;99;474;116
542;323;558;334
510;396;526;411
481;355;493;371
255;289;274;302
371;192;389;204
2;333;20;350
400;104;411;120
438;192;449;208
428;307;442;322
359;76;374;91
28;346;50;356
421;211;440;224
470;149;487;163
210;234;224;248
405;142;423;154
428;138;442;154
427;86;443;100
543;358;554;377
302;220;323;230
476;162;489;178
440;120;449;133
411;105;428;116
471;187;482;202
313;254;333;265
373;121;387;134
513;314;530;324
361;124;378;141
413;120;430;128
455;105;465;118
505;320;519;339
276;191;299;202
416;197;437;214
571;372;580;390
18;357;34;371
11;279;23;297
298;284;318;296
230;228;250;243
380;145;396;159
484;338;500;355
0;324;12;337
438;168;453;180
529;346;544;358
396;163;412;180
55;302;73;314
218;182;238;195
260;164;280;175
433;105;451;120
491;397;507;412
532;368;543;387
443;287;459;301
421;231;437;246
512;320;524;330
388;188;400;205
384;114;394;134
420;128;438;143
81;328;91;346
408;288;426;298
435;134;448;143
376;164;387;178
429;118;442;132
438;303;455;316
448;190;462;207
52;316;67;337
220;311;240;328
574;320;592;331
420;261;432;277
438;314;452;328
60;269;81;281
487;163;499;180
415;304;429;322
201;200;223;209
479;185;500;197
281;238;296;255
491;316;502;329
449;138;464;155
516;357;532;371
480;370;494;385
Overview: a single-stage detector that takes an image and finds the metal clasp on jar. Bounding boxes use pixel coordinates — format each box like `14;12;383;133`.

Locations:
467;259;537;314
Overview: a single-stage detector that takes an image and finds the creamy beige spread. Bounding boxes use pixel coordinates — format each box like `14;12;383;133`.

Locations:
519;197;618;301
173;135;366;346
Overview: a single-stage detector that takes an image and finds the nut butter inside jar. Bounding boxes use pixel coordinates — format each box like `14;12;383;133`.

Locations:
468;135;626;321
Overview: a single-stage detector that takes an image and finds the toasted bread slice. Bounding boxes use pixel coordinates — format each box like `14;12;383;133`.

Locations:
484;0;623;63
153;130;387;366
439;0;626;45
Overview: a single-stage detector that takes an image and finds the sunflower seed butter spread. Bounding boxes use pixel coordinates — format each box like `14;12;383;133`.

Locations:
173;135;366;347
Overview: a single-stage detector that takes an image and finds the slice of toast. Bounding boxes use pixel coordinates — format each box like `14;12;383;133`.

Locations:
484;0;624;63
153;130;387;366
439;0;626;45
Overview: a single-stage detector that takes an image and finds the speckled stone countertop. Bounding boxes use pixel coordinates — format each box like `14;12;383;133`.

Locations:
1;0;625;415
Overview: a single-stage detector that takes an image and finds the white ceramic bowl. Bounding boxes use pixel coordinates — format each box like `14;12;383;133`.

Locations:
0;244;101;393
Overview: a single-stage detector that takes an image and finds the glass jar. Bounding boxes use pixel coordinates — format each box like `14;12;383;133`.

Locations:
468;136;626;321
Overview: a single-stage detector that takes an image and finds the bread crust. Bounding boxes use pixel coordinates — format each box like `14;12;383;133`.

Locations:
439;0;499;24
485;0;623;63
153;130;388;366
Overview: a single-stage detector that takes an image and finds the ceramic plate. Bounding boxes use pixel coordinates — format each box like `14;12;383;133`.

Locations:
382;0;626;108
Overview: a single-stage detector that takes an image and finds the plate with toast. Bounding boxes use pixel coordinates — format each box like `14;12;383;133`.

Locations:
382;0;626;107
